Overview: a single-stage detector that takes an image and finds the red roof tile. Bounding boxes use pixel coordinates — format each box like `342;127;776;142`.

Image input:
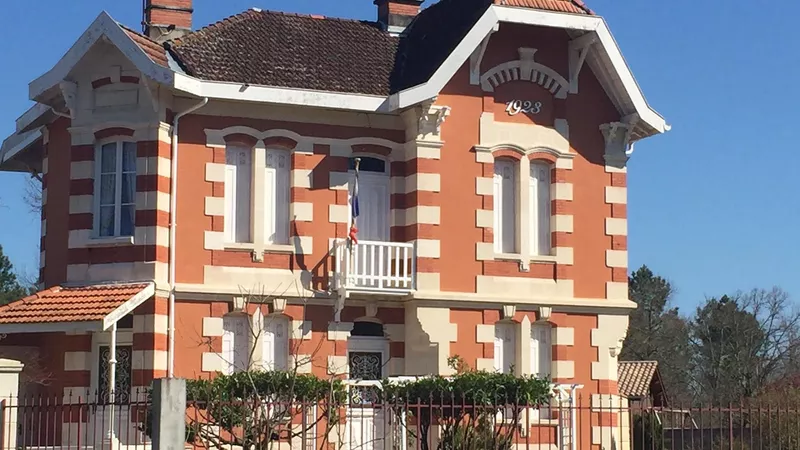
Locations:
0;283;151;324
121;25;170;68
494;0;592;14
618;361;660;398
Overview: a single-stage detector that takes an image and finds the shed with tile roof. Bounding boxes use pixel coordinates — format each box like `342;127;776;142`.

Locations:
618;360;669;408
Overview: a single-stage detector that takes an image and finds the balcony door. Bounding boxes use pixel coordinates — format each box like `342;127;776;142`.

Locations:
349;157;389;243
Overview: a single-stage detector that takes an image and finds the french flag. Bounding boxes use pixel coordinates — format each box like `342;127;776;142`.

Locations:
349;170;360;244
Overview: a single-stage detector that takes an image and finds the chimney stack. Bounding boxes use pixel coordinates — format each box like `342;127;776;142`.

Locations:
374;0;423;35
143;0;193;42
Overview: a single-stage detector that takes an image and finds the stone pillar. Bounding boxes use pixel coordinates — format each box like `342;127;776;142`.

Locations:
0;358;24;450
151;378;186;450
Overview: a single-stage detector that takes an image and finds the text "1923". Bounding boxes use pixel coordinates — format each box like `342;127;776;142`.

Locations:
505;100;542;116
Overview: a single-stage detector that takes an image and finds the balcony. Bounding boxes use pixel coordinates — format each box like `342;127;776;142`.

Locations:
333;240;416;295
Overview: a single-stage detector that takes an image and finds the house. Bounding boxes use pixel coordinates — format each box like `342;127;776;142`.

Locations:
618;360;669;409
0;0;667;448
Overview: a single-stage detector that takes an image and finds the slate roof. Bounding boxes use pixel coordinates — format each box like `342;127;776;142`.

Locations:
124;0;590;96
618;361;660;398
0;283;151;324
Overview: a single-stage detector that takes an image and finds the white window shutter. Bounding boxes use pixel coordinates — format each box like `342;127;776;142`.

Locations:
263;316;289;371
530;163;551;256
494;322;516;374
493;332;503;371
494;160;517;254
222;315;248;375
274;318;289;370
531;324;552;378
225;146;252;243
262;321;276;371
265;149;290;245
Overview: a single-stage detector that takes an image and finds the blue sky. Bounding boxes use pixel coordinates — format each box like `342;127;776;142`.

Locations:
0;0;797;311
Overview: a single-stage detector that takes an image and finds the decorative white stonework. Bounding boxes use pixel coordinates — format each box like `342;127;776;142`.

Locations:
480;48;570;99
600;121;635;173
291;320;312;340
327;322;354;341
591;314;629;382
202;317;224;337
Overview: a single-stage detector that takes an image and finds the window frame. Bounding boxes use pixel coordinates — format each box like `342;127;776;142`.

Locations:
93;139;138;239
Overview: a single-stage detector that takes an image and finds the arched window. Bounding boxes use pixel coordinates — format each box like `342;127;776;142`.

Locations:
95;140;137;237
264;149;290;245
493;158;518;254
529;162;552;256
224;144;253;243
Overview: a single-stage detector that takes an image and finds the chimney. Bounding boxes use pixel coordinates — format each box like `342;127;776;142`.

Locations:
374;0;423;36
143;0;193;42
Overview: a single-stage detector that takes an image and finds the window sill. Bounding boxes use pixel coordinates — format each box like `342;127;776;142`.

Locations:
87;236;134;247
223;242;256;252
264;244;294;254
222;243;295;254
494;253;557;263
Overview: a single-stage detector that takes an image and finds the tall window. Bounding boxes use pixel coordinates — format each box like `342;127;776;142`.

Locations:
262;315;289;371
494;322;516;374
96;141;137;237
493;159;517;254
225;145;253;243
530;323;552;378
529;162;551;256
264;149;290;245
222;314;250;375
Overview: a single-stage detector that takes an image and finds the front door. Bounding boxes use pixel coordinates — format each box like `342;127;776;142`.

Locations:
347;336;389;450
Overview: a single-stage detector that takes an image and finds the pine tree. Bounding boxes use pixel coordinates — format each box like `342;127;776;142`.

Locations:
0;244;28;306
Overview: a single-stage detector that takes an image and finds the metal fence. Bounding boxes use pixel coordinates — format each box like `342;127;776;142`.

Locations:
4;392;800;450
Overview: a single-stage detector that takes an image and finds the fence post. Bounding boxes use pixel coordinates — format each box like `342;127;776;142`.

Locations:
0;358;24;450
151;378;186;450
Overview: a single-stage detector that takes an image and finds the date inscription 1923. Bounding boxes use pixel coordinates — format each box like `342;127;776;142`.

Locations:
505;100;542;116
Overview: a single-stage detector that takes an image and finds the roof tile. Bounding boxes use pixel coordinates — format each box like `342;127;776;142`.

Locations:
168;10;399;96
121;25;170;68
0;283;151;324
618;361;660;398
141;0;592;96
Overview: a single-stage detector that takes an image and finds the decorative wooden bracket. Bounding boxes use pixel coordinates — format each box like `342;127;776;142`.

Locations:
568;32;597;94
469;24;498;85
58;81;78;119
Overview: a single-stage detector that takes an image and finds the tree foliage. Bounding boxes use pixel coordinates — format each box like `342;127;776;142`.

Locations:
0;244;30;306
690;288;800;404
621;265;693;403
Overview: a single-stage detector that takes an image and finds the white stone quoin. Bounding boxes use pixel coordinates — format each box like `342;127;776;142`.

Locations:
0;358;25;450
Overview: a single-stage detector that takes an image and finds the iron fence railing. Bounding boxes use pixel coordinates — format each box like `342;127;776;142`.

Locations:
4;390;800;450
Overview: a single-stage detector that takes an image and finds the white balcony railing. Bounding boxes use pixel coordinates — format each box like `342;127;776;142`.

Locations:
334;240;416;294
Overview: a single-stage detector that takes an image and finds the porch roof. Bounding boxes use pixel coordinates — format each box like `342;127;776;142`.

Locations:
0;282;154;334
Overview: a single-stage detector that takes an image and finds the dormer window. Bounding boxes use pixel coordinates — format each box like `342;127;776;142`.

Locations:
95;141;137;237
